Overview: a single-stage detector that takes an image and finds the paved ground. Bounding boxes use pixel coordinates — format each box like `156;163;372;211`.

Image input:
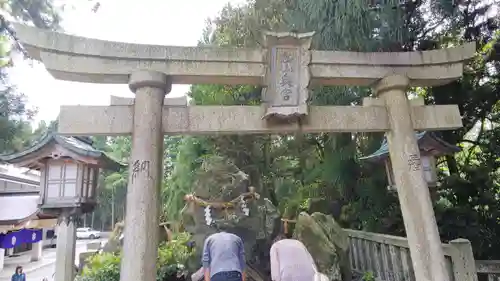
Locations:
0;238;107;281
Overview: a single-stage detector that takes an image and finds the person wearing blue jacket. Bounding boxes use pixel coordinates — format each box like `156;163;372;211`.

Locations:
202;230;246;281
11;266;26;281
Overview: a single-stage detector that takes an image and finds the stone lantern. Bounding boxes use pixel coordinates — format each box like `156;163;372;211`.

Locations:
0;133;122;281
41;155;99;215
1;134;121;215
360;132;460;193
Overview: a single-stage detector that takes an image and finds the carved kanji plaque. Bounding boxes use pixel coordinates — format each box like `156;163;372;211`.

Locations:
262;32;314;122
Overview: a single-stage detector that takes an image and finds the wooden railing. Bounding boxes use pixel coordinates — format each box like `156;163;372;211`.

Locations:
345;229;477;281
476;260;500;281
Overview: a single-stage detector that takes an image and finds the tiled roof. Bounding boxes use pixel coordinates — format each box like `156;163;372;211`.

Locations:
0;133;124;171
360;131;461;162
0;195;39;224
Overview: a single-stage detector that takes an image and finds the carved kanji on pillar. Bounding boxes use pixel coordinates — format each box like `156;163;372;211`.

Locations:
262;32;314;122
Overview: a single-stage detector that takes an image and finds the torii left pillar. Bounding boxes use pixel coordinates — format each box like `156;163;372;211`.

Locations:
120;71;170;281
55;214;76;281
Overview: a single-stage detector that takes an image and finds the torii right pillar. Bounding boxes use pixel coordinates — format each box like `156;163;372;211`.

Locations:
374;75;449;281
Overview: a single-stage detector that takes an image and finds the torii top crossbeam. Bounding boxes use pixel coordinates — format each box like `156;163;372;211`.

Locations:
12;24;474;136
15;24;473;87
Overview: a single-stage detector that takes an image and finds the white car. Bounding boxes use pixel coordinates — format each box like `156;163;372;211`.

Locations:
43;229;57;248
76;227;101;239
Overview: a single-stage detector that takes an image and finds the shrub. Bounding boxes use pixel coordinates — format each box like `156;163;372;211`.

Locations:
79;232;195;281
79;253;121;281
157;232;194;281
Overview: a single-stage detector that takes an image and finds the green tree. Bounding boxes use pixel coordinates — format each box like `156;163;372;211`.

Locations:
91;135;184;229
0;0;61;154
87;136;130;230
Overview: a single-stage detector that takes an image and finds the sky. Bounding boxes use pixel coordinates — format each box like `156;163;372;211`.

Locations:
8;0;246;125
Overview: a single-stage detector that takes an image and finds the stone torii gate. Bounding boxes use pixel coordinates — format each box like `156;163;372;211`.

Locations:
13;24;474;281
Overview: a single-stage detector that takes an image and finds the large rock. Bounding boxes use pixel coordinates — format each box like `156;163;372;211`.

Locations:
293;212;351;281
101;222;124;253
181;156;280;276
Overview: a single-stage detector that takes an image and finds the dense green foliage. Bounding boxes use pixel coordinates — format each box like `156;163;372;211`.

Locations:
80;253;120;281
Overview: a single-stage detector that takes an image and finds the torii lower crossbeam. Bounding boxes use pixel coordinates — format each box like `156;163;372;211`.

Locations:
57;103;462;136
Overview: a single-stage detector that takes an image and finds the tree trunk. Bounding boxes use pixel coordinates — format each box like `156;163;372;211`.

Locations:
122;205;126;221
111;187;115;229
445;155;459;175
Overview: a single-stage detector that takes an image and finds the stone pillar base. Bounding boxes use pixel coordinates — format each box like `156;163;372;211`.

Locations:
0;248;5;271
55;216;77;281
30;241;43;262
